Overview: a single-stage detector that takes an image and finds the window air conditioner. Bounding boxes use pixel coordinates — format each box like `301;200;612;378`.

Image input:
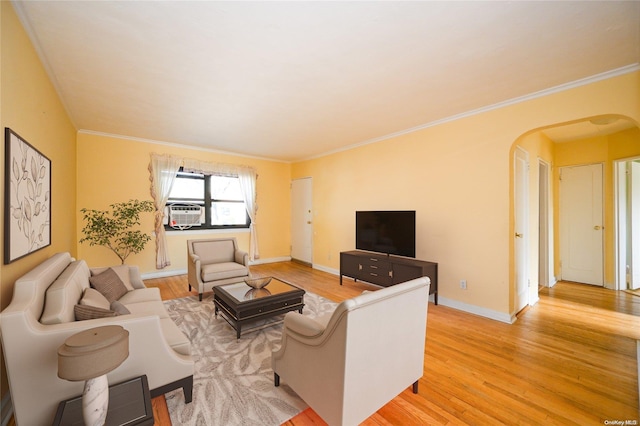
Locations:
168;204;203;230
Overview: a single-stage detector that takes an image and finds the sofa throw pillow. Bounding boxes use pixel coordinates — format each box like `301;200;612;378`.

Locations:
91;265;136;291
79;287;111;310
110;301;131;316
74;304;117;321
109;265;136;290
89;267;129;303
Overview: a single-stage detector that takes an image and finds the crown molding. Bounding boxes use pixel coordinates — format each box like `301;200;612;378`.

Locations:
301;64;640;162
77;130;291;164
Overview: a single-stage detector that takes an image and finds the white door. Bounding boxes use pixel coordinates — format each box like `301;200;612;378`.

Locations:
630;161;640;289
514;148;529;312
560;164;604;285
291;178;313;265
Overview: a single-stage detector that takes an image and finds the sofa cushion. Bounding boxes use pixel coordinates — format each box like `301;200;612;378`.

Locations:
160;318;191;356
40;260;91;325
201;262;248;282
117;288;161;305
90;268;129;303
79;288;110;310
74;304;117;320
192;240;235;264
121;300;169;319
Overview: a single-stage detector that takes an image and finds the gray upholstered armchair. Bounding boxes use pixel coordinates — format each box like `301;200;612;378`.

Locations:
187;237;250;301
272;277;430;426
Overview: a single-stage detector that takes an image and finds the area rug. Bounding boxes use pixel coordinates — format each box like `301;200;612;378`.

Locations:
163;290;337;426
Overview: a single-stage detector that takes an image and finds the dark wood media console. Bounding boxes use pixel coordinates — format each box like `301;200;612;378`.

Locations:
339;250;438;304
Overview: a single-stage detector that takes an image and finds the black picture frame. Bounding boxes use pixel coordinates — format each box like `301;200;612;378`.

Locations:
4;128;51;264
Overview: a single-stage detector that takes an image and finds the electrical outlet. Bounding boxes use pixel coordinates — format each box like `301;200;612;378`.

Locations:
460;279;467;290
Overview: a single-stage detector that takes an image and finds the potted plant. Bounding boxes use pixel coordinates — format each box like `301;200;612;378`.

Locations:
79;199;154;264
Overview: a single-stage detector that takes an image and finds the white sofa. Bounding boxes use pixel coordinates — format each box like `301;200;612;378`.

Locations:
0;252;194;425
272;276;430;426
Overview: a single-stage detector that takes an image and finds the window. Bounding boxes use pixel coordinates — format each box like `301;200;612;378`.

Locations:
165;170;250;230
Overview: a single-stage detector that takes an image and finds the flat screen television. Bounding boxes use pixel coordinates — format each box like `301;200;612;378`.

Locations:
355;210;416;258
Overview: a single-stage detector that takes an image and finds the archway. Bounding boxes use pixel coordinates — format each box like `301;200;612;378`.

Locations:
510;115;640;312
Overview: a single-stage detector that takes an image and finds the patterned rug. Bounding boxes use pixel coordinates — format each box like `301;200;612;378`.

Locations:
163;290;337;425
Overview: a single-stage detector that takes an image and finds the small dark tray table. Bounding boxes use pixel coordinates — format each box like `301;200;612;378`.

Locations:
52;375;153;426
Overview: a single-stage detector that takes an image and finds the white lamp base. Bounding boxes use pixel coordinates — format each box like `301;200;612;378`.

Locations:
82;374;109;426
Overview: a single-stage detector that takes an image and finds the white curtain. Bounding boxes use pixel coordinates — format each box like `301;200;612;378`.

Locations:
182;158;259;260
149;154;181;269
238;167;260;260
183;158;238;176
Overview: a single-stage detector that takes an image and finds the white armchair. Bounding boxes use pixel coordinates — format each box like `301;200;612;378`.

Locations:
187;237;250;301
272;277;430;426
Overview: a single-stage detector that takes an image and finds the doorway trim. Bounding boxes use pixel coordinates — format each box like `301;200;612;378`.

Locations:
538;158;553;289
514;146;530;313
614;156;640;291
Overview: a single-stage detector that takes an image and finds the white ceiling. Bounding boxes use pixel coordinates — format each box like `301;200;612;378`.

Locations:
12;1;640;162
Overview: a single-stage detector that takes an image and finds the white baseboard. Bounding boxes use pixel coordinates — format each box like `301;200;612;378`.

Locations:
312;264;514;323
312;264;339;276
250;256;291;265
141;268;187;280
529;293;540;306
436;296;515;324
1;392;13;426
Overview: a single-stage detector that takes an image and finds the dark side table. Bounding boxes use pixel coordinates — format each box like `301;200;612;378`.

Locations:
53;375;153;426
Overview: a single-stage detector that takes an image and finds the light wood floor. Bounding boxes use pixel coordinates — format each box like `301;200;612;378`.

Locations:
145;262;640;425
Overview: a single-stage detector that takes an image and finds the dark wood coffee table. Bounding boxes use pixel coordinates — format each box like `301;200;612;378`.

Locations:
213;277;305;339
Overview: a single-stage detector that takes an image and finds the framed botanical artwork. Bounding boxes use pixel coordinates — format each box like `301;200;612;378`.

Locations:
4;128;51;264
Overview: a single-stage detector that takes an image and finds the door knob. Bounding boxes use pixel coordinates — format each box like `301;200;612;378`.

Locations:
594;225;601;230
307;221;312;224
515;233;523;238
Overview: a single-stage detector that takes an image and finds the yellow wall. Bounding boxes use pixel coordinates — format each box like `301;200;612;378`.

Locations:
0;2;77;396
293;71;640;319
76;132;292;273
